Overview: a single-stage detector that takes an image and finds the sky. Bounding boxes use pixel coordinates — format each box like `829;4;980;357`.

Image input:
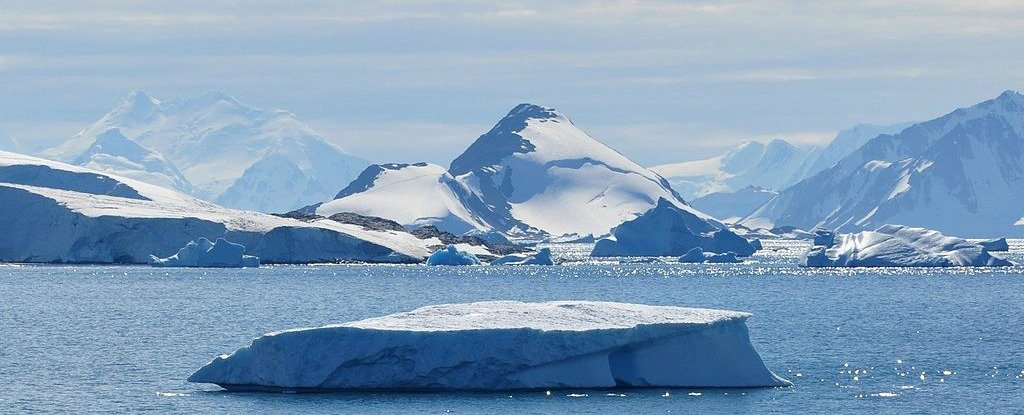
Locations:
1;0;1022;166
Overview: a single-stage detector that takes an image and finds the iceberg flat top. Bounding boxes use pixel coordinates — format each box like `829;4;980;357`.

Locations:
321;301;747;332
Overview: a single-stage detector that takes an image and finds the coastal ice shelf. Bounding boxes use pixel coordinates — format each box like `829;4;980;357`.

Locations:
189;301;790;391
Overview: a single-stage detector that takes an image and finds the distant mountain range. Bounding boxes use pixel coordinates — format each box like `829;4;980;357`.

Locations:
742;90;1024;237
0;129;22;153
652;122;911;200
42;91;368;213
311;103;717;238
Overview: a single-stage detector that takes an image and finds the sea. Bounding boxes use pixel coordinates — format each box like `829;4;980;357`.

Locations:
2;240;1023;414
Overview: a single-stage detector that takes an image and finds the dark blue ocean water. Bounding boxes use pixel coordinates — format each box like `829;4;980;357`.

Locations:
2;241;1023;414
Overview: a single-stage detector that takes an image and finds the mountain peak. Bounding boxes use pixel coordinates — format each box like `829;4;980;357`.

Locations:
95;127;131;143
997;89;1022;100
112;90;160;120
506;103;560;120
195;90;241;106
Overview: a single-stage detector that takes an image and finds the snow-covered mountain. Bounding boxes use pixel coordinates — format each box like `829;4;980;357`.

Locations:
0;150;431;264
314;163;492;234
743;90;1024;237
448;103;710;237
651;139;820;199
43;91;369;213
72;128;193;194
310;103;717;238
689;186;779;223
803;122;913;178
0;130;22;153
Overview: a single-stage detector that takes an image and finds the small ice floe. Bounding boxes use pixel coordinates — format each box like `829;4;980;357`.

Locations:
425;244;481;266
490;248;554;266
678;247;741;264
155;392;190;397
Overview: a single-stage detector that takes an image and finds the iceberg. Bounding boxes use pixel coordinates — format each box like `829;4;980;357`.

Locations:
426;245;481;266
678;247;741;264
150;237;259;268
803;224;1014;267
188;301;790;391
591;198;758;257
490;248;554;266
979;238;1009;252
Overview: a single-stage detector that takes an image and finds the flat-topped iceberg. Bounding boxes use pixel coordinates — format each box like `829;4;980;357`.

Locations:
803;225;1014;267
188;301;789;391
150;237;259;268
678;247;741;264
591;198;758;257
490;248;554;266
425;244;481;266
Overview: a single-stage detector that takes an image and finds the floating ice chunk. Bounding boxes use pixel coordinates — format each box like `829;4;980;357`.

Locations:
150;237;259;268
425;244;481;266
591;198;758;257
188;301;790;391
491;248;554;266
803;225;1014;267
979;238;1009;252
678;247;741;264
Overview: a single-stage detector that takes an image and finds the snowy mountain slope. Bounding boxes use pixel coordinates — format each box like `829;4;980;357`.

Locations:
0;130;22;153
72;128;193;194
689;186;779;222
803;122;914;178
0;150;430;264
448;103;710;237
651;139;820;199
43;91;368;212
743;91;1024;237
314;163;492;234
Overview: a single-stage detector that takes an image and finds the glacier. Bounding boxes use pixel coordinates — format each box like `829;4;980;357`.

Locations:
150;237;259;268
426;245;482;266
803;225;1014;267
591;198;758;257
0;150;432;264
490;248;554;266
187;301;790;391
